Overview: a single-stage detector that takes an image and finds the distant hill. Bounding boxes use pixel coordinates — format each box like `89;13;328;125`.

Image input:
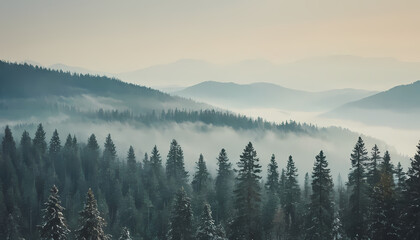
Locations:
115;56;420;92
174;81;376;111
0;60;208;118
325;80;420;128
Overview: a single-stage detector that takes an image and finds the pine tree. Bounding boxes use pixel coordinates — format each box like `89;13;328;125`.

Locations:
215;148;233;224
192;154;210;194
166;139;188;190
305;151;334;240
167;188;194;240
265;154;279;194
39;185;70;240
303;172;311;205
82;134;100;187
283;155;301;238
118;227;132;240
403;141;420;239
196;204;227;240
368;151;398;240
2;125;17;164
230;142;262;240
262;154;280;238
367;145;381;188
346;137;369;240
33;123;47;163
76;189;111;240
20;130;32;167
48;129;61;174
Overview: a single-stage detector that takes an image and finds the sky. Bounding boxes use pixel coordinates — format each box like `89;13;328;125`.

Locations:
1;0;420;73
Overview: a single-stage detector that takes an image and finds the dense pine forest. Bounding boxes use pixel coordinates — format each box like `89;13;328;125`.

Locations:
0;124;418;239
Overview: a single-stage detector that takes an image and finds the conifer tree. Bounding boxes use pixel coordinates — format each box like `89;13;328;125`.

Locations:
192;154;210;194
303;172;311;205
33;123;47;163
262;154;280;239
279;169;286;206
118;227;132;240
283;155;301;238
368;151;398;240
167;188;194;240
367;145;381;188
39;185;70;240
20;130;32;167
48;129;61;174
346;137;369;240
265;154;279;194
230;142;262;240
166;139;188;191
215;148;233;224
76;189;110;240
196;204;227;240
82;134;100;186
2;125;17;164
403;141;420;239
305;151;334;240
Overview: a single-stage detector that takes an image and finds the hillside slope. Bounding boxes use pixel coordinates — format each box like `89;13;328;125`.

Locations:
174;81;375;111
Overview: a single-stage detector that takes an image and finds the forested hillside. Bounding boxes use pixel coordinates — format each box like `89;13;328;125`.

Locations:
0;61;208;118
0;125;418;239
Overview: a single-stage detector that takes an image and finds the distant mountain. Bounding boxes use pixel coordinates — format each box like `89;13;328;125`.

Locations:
116;56;420;92
325;80;420;128
0;61;208;119
174;81;376;111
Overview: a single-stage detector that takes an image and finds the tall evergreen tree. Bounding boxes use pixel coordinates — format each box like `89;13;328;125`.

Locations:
215;148;234;224
283;155;301;238
167;188;194;240
367;145;381;188
192;154;210;194
230;142;262;240
368;151;398;240
20;130;32;167
2;125;17;164
33;123;47;163
403;141;420;239
166;140;188;191
262;154;280;239
118;227;132;240
48;129;61;175
81;134;100;187
305;151;334;240
196;204;227;240
346;137;369;240
76;189;110;240
303;172;311;205
39;185;70;240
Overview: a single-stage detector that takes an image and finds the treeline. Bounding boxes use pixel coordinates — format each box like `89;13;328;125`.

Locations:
0;124;419;239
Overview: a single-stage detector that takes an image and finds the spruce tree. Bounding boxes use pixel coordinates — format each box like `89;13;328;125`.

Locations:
305;151;334;240
48;129;61;174
303;172;311;205
118;227;132;240
2;125;17;164
283;155;301;238
166;139;188;191
262;154;280;239
368;151;398;240
39;185;70;240
196;204;227;240
192;154;210;194
76;189;110;240
265;154;279;194
215;148;233;224
167;188;194;240
33;123;47;163
82;134;100;187
20;130;33;167
230;142;262;240
403;141;420;239
346;137;369;240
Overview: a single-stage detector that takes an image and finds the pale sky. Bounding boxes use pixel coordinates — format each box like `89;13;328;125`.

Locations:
1;0;420;73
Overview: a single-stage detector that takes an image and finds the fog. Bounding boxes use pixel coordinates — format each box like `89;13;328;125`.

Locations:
232;108;419;157
4;117;410;185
